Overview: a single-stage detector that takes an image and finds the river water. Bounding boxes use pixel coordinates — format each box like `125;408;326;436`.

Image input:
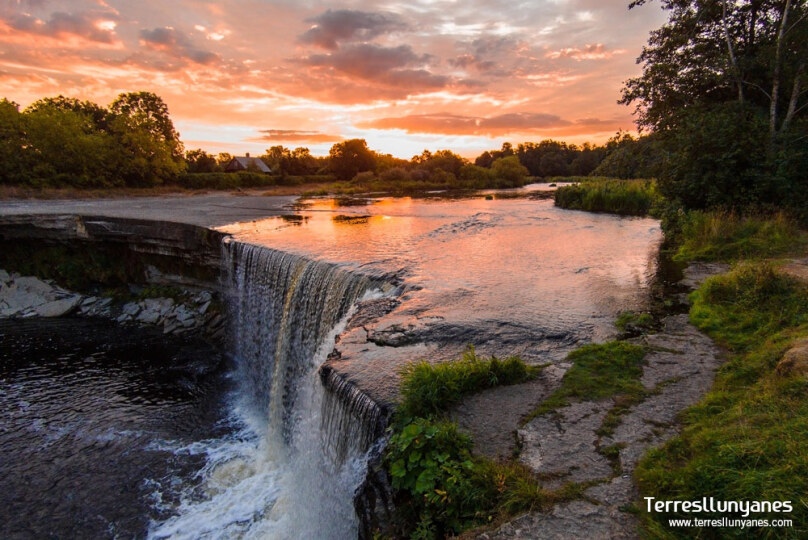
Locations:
0;191;662;538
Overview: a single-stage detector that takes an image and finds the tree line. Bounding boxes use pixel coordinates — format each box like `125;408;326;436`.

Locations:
0;92;185;188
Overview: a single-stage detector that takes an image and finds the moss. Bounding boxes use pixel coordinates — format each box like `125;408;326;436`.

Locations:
526;341;648;421
636;263;808;538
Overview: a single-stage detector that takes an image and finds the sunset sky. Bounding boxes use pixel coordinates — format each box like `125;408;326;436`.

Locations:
0;0;668;158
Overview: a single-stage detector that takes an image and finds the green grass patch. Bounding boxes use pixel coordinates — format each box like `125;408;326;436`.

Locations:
636;263;808;538
616;311;655;333
674;211;805;262
554;178;659;216
526;341;648;421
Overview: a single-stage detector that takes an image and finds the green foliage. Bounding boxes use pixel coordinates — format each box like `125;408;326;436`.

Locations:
398;347;539;420
0;91;185;188
185;149;218;173
528;341;648;420
490;156;529;185
674;211;805;262
591;131;663;179
622;1;808;220
175;171;278;190
554;178;659;216
476;140;607;178
328;139;377;180
636;263;808;538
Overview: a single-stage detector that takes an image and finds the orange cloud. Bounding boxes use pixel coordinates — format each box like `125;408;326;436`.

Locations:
545;43;626;61
360;113;627;137
251;129;343;144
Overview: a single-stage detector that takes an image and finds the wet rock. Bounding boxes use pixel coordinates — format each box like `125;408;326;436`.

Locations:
775;338;808;377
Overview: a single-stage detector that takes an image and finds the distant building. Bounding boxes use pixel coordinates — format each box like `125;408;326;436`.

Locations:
224;152;272;173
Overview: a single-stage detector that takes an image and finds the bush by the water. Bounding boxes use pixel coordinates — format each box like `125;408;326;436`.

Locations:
636;263;808;538
554;178;659;216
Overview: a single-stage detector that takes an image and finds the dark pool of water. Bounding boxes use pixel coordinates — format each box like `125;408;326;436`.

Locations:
0;318;232;539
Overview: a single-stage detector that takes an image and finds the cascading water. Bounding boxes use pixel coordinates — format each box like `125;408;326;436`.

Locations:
148;240;391;539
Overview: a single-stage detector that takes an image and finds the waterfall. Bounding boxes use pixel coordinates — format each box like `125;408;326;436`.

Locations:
148;240;392;539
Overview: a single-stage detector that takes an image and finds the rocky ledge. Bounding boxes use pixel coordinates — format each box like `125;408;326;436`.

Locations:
0;269;224;340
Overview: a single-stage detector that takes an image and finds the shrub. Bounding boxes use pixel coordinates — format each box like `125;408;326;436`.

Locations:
554;178;659;216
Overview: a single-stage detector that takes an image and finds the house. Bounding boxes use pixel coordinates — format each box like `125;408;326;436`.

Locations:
224;152;272;173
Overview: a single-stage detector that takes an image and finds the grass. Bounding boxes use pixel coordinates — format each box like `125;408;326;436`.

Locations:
635;262;808;538
673;211;806;262
525;341;648;421
386;347;565;539
615;311;655;333
554;177;659;216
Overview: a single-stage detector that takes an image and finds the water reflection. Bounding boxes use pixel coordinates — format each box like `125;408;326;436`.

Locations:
220;196;663;391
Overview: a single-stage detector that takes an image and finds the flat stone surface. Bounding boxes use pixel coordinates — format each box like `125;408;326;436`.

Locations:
0;193;296;228
450;373;559;460
34;295;82;317
518;401;613;487
481;499;639;540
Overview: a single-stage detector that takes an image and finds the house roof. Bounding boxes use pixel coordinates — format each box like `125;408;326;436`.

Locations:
231;156;272;173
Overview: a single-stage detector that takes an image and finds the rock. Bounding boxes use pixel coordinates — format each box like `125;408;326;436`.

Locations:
81;296;99;306
198;300;211;314
137;308;162;325
518;401;613;488
174;305;194;322
776;339;808;377
13;276;55;297
34;295;82;317
122;302;140;316
0;269;9;284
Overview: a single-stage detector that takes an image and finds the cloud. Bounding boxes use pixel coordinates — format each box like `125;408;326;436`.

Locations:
299;9;407;50
2;11;119;44
253;129;342;143
140;26;219;65
359;112;623;137
545;43;625;61
301;43;449;90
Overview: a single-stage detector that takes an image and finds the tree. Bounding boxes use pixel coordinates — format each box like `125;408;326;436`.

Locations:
623;0;808;215
0;99;26;184
490;156;529;187
623;0;808;138
109;92;185;185
110;92;184;158
328;139;376;180
185;149;218;173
